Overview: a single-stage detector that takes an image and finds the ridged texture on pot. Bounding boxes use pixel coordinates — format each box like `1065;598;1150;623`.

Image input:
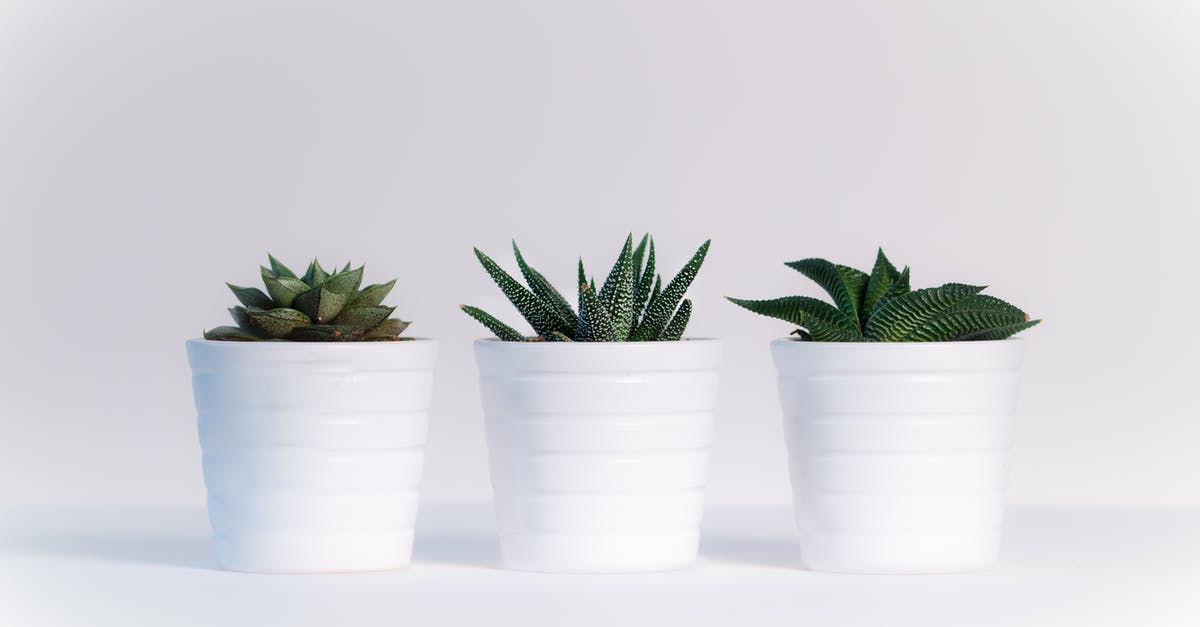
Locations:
475;339;722;573
772;339;1023;574
186;339;437;573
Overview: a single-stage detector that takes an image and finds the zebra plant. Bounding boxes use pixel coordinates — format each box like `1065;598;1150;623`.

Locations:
462;234;710;342
727;248;1039;342
204;255;411;341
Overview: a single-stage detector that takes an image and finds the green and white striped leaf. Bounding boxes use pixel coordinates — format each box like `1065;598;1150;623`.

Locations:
513;241;577;334
461;305;525;341
576;282;617;342
630;240;710;341
784;258;869;331
957;319;1041;341
727;295;862;342
863;248;901;324
659;299;692;341
864;283;984;341
902;294;1029;341
474;247;561;337
598;234;636;340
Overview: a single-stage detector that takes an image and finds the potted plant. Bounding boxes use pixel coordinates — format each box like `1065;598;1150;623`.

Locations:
728;249;1040;574
186;255;437;573
462;234;719;573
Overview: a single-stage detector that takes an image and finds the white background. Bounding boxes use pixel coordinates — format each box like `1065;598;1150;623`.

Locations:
2;0;1198;513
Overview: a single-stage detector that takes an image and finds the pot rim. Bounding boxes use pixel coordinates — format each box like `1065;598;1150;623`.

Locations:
474;337;720;346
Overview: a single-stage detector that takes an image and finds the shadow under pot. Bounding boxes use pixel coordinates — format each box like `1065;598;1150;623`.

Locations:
771;338;1025;574
185;338;437;573
474;338;722;573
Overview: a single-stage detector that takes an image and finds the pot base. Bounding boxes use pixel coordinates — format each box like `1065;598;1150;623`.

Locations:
213;529;416;574
500;531;701;574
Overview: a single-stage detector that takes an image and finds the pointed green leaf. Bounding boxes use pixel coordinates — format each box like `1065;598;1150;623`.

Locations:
785;258;869;331
260;271;310;308
350;279;397;307
228;305;256;329
324;266;364;295
863;248;901;325
203;326;262;341
246;307;312;338
364;318;411;340
633;238;656;324
474;247;560;337
598;234;636;340
335;304;394;329
902;294;1030;341
631;234;649;280
576;282;617;342
513;241;576;334
630;240;710;341
864;283;985;341
288;324;365;342
727;295;862;341
461;305;525;341
659;299;692;341
302;259;330;287
958;319;1041;341
268;254;298;279
341;261;352;273
293;285;349;323
227;283;275;309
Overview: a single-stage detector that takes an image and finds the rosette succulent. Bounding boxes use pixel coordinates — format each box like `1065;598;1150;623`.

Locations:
728;248;1040;341
204;255;411;341
462;234;710;341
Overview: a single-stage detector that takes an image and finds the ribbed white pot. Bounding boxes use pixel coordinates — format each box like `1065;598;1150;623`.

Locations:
772;338;1024;574
474;339;722;573
185;338;437;573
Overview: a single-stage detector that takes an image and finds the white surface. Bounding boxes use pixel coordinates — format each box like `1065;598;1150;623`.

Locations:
476;339;721;572
2;504;1197;627
2;0;1199;513
773;339;1022;573
188;339;437;572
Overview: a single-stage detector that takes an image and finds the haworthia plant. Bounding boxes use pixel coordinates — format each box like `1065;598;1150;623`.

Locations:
204;255;412;342
462;234;710;341
727;248;1040;342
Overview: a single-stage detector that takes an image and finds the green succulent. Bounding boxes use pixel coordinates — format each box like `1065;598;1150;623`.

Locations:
204;255;411;342
462;234;710;342
727;248;1040;342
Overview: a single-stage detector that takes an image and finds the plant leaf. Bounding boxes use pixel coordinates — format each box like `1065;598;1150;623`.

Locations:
293;285;349;323
335;305;394;329
324;266;364;295
203;326;261;341
632;238;656;326
862;248;901;324
364;318;411;340
902;294;1030;341
958;318;1041;341
726;295;862;341
474;247;561;337
227;283;275;309
260;271;310;308
461;305;525;341
659;299;692;341
512;241;577;334
246;307;312;338
784;258;869;330
288;324;365;342
598;234;636;340
350;279;397;307
547;331;574;342
228;305;257;329
576;282;617;342
864;283;985;341
268;254;298;279
630;240;710;341
302;258;330;287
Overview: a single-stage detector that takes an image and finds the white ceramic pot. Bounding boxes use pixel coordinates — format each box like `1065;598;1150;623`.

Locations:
772;338;1024;574
185;339;437;573
474;339;722;573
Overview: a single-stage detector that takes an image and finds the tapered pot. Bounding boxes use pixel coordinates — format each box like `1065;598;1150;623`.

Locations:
772;338;1024;574
186;338;437;573
474;339;722;573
